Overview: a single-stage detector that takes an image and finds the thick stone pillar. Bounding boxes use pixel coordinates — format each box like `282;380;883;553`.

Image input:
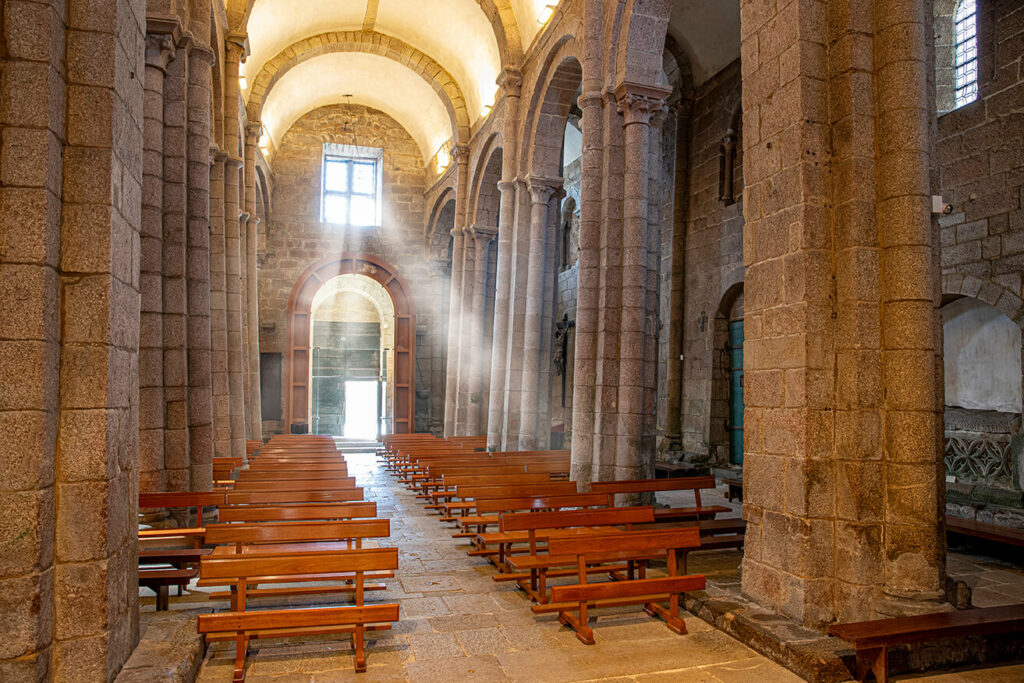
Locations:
223;35;247;458
140;33;175;492
467;226;497;434
662;100;693;453
443;227;466;437
244;123;263;441
518;177;560;448
455;229;476;435
239;207;252;433
740;0;944;625
487;69;523;450
612;84;668;479
209;151;231;458
186;43;215;491
162;43;191;491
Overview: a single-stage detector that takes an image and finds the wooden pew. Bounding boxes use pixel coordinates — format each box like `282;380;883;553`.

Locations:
224;489;364;505
946;517;1024;548
440;482;579;520
491;507;657;598
828;604;1024;683
139;491;226;547
590;476;729;521
197;549;400;678
139;548;212;610
235;469;351;482
229;478;357;492
217;502;377;523
532;528;706;643
426;473;555;504
454;492;612;536
206;519;390;553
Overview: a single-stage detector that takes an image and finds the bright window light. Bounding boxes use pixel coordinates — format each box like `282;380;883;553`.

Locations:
480;104;492;118
238;75;248;91
435;147;450;174
537;4;556;24
954;0;978;108
321;144;383;227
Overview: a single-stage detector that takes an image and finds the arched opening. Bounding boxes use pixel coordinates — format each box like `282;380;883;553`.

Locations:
941;296;1023;492
710;284;744;466
285;254;415;434
309;274;395;437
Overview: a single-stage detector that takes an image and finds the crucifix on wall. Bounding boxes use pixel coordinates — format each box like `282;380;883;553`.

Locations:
553;313;575;407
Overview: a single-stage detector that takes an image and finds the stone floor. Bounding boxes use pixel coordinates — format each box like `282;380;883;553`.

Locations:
177;453;1024;682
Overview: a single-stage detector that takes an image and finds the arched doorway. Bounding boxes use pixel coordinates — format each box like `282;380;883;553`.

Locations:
285;254;415;434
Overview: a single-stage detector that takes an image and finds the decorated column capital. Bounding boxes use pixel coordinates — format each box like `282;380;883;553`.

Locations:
245;122;262;143
144;33;176;72
497;68;523;97
468;225;498;244
613;81;672;127
496;179;518;194
225;31;250;61
451;144;471;166
526;175;562;206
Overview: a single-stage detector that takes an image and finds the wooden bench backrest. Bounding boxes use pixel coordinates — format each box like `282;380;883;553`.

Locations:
443;473;552;487
217;502;376;522
548;527;701;556
474;492;611;514
498;450;571;459
197;603;399;633
224;489;363;504
200;547;398;580
230;478;357;491
205;519;389;546
589;476;716;494
139;491;225;508
456;482;577;499
424;464;525;477
500;505;655;532
237;470;350;481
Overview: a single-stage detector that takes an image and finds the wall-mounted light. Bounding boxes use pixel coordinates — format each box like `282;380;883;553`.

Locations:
238;75;248;91
537;3;556;24
480;104;492;118
435;147;450;174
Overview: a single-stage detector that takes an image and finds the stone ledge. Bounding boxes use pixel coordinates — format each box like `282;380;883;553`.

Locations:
683;574;1024;683
114;609;205;683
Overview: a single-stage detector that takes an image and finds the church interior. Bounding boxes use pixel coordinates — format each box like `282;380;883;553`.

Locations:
2;0;1024;681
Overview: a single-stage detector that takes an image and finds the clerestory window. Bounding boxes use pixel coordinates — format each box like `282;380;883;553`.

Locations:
321;143;383;227
953;0;979;108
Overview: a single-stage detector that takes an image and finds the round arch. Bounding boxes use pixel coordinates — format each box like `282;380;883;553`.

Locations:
285;253;416;433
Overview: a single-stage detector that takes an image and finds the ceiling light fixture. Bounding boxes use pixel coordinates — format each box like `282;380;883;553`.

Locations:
537;4;556;24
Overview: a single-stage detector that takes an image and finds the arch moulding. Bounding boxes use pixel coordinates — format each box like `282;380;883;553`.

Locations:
285;253;417;433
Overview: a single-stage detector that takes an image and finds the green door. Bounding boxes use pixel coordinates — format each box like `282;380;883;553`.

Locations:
728;320;744;465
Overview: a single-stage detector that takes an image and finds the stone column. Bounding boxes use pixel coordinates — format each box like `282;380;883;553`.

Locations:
487;68;523;449
140;33;175;492
739;0;944;626
162;42;191;490
518;177;560;449
223;35;247;458
239;207;252;433
244;123;263;441
663;99;692;453
467;226;497;434
55;0;146;675
455;227;476;435
209;151;231;458
443;226;466;437
613;83;669;479
186;42;216;491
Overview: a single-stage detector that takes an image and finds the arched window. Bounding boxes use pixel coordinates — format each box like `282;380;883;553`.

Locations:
954;0;979;108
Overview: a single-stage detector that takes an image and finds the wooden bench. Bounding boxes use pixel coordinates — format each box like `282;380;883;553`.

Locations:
723;477;743;502
440;482;579;520
236;469;351;482
197;548;400;679
946;517;1024;548
139;548;212;610
828;604;1024;683
454;492;613;536
224;489;364;505
229;478;358;492
139;491;226;548
590;477;729;521
217;502;377;523
532;528;706;644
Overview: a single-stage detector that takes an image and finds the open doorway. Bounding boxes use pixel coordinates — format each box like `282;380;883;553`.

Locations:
309;273;395;436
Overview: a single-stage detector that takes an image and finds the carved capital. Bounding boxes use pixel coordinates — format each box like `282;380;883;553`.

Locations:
144;33;176;72
225;31;250;62
468;225;498;243
497;68;523;96
496;179;517;194
526;175;562;205
613;81;672;127
245;121;262;143
451;144;471;165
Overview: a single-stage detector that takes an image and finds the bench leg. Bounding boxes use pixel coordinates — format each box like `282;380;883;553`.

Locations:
855;646;888;683
558;603;595;645
233;633;249;682
353;625;367;672
156;585;169;611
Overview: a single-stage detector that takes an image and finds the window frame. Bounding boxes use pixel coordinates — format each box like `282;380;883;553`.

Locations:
320;143;384;227
953;0;979;109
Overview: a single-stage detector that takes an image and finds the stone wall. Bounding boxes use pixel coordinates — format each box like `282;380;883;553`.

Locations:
258;104;443;435
679;60;745;464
